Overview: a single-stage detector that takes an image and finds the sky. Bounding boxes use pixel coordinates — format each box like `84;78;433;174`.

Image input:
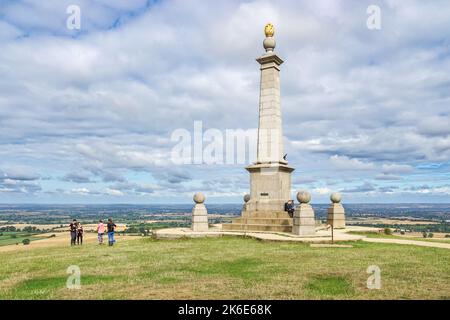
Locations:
0;0;449;204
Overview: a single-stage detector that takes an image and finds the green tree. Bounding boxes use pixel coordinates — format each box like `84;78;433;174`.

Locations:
384;228;392;235
422;232;427;238
428;233;434;238
22;239;30;245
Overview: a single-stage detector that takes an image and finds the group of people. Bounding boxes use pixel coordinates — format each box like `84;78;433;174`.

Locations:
69;218;117;246
69;219;84;245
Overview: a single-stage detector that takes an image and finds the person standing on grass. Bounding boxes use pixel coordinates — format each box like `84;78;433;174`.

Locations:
97;219;105;245
76;222;84;245
69;219;78;246
107;218;117;246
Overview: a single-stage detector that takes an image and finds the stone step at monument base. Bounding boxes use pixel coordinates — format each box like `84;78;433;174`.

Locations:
222;223;292;232
223;211;293;232
222;223;292;233
233;218;293;226
242;211;292;219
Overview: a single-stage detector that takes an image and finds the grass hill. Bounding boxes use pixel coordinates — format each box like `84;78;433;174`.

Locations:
0;236;449;299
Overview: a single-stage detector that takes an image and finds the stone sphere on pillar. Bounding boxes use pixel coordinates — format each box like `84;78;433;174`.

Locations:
330;192;342;203
297;191;311;204
193;192;205;204
243;194;251;203
263;37;276;52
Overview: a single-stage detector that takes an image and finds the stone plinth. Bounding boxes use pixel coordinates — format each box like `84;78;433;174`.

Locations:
327;192;346;229
191;193;208;232
292;204;316;236
292;191;316;236
327;203;346;229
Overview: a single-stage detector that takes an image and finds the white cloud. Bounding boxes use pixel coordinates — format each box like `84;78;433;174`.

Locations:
329;155;375;171
381;164;413;175
105;188;124;197
0;0;450;202
70;188;91;195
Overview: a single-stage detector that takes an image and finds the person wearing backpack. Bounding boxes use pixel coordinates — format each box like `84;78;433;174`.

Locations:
107;218;117;246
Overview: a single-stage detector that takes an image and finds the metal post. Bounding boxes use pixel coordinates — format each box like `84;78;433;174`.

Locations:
331;224;334;244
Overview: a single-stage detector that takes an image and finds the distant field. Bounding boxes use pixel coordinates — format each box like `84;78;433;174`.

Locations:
0;223;127;232
0;233;43;247
0;223;61;230
0;236;449;299
348;218;439;225
351;231;450;244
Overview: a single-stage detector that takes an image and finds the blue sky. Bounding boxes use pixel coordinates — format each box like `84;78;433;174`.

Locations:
0;0;449;204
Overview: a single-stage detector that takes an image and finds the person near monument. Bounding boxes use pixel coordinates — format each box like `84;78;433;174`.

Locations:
107;218;117;246
76;222;84;245
97;219;105;245
69;219;78;246
284;200;295;218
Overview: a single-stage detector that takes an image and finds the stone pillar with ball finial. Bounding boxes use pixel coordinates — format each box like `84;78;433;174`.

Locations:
292;191;316;236
327;193;346;229
191;192;209;232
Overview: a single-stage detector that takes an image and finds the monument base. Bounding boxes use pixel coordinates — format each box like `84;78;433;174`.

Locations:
223;162;295;233
245;163;294;212
222;211;293;232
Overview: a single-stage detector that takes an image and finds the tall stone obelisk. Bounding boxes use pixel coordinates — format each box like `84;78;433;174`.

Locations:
223;24;294;232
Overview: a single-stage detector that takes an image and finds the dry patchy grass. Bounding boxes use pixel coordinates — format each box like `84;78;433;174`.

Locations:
0;236;449;300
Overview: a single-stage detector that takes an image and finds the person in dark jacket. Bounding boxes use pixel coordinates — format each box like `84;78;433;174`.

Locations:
107;218;117;246
69;219;78;246
284;200;295;218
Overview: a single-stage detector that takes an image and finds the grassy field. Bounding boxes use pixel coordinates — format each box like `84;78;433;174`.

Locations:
0;236;449;300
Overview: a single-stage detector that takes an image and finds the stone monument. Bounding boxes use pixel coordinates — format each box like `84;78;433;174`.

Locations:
223;23;294;233
327;192;346;229
292;191;316;236
191;192;209;232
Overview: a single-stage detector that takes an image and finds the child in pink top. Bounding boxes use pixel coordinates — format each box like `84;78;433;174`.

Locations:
97;220;105;244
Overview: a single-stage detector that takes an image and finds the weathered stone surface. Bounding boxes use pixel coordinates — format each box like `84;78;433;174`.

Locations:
245;163;294;213
292;203;316;236
191;194;208;232
193;192;205;204
297;191;311;204
330;192;342;203
327;203;346;229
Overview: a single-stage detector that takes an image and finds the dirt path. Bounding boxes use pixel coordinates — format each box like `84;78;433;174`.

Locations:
362;237;450;249
0;232;140;253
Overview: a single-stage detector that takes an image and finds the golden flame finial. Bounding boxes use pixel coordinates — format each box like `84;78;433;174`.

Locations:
264;23;274;37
